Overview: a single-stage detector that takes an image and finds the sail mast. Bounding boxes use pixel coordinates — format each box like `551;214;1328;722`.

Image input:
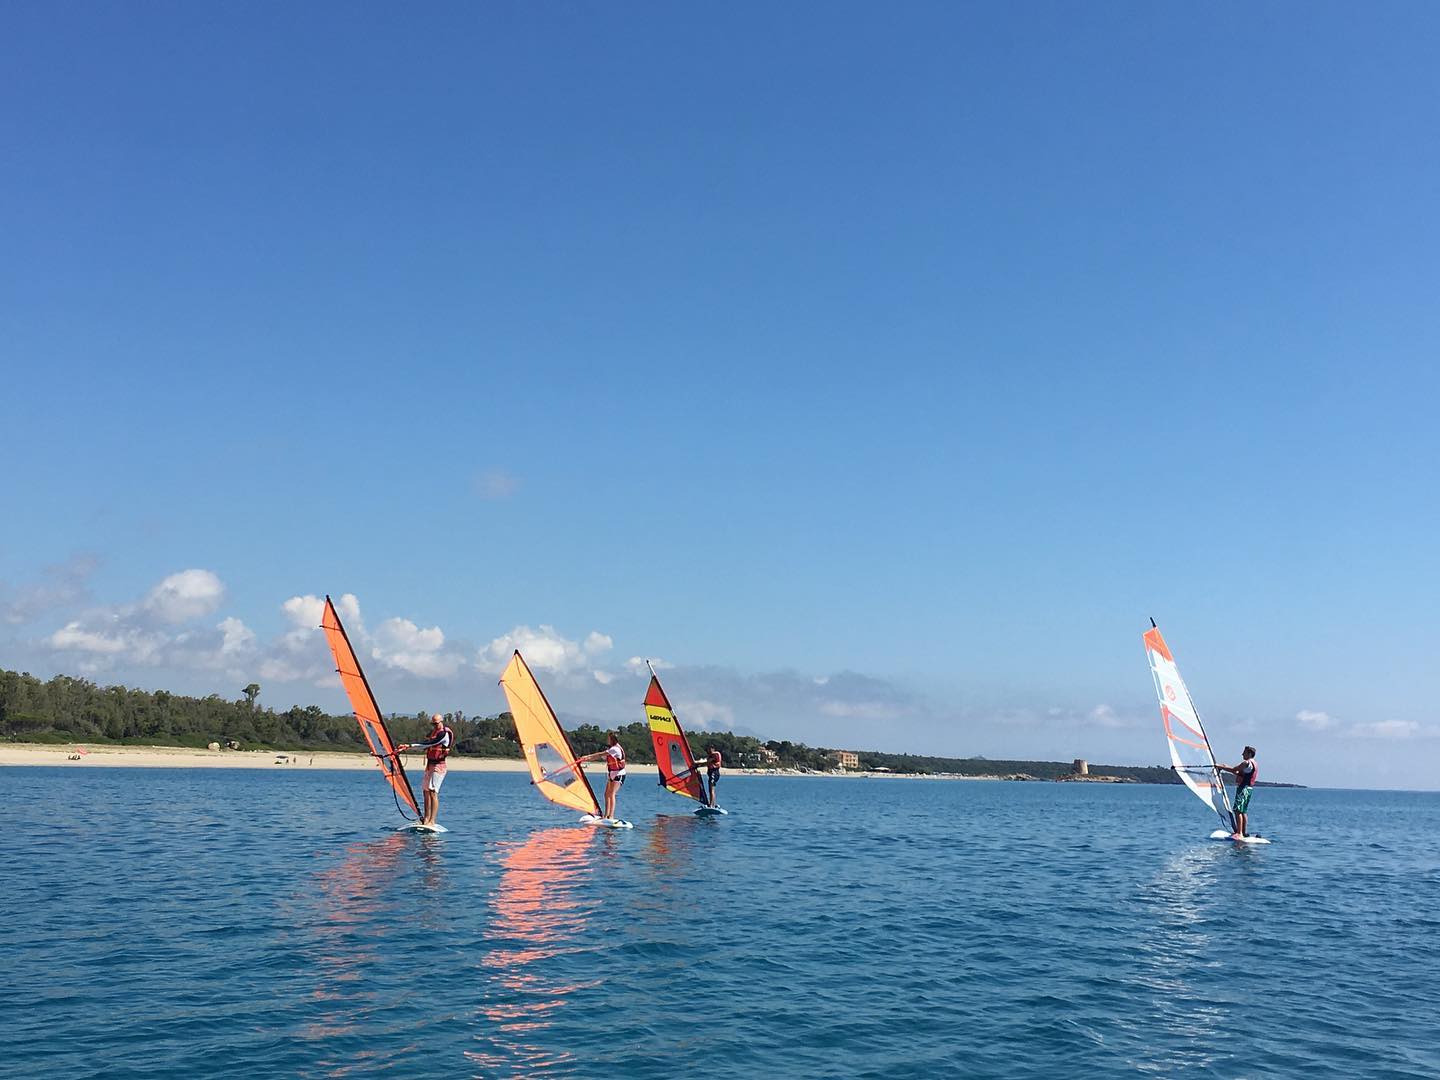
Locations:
644;660;707;804
319;595;421;820
1157;620;1236;827
1144;621;1235;833
500;651;602;816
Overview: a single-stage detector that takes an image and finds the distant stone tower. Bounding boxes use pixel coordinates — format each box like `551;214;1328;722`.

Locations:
1073;759;1089;776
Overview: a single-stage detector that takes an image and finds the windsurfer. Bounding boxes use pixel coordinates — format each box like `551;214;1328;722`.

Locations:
399;713;454;827
1218;746;1258;839
705;746;722;808
576;732;626;820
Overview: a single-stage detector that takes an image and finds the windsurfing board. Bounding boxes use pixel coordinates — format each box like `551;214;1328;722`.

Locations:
1209;829;1270;845
695;806;729;816
580;815;634;830
397;822;449;834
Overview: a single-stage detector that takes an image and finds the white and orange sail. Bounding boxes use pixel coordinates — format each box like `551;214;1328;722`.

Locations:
1143;622;1235;833
319;595;421;819
499;651;603;818
644;664;708;805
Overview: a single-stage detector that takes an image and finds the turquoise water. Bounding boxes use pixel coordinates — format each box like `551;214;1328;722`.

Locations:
2;768;1437;1079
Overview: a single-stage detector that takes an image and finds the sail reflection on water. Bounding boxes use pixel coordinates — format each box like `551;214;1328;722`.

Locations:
467;827;601;1075
292;833;427;1073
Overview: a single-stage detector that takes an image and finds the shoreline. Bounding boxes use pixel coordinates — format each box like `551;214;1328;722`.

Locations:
0;742;1027;780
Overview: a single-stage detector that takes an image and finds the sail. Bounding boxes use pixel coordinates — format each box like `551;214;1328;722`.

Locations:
645;673;706;803
499;651;602;816
1144;625;1233;830
319;595;421;818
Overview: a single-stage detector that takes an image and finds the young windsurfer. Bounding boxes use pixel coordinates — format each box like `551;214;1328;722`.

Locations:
576;732;626;820
399;713;453;827
1218;746;1258;839
704;746;722;808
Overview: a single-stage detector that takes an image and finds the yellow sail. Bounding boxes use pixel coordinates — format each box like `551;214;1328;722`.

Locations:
498;651;601;816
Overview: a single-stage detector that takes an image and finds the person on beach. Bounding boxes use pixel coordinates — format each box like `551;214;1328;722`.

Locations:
399;713;453;827
1218;746;1258;839
704;745;722;808
576;732;626;820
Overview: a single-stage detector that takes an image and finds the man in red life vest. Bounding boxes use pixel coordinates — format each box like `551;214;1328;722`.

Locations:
399;713;453;827
575;732;626;821
1217;745;1258;840
704;746;722;808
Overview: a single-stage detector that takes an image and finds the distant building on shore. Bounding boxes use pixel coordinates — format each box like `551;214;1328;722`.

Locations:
829;750;860;770
1073;759;1089;776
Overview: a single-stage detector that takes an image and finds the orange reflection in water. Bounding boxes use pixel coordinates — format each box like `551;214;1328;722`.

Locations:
294;832;446;1075
467;827;601;1076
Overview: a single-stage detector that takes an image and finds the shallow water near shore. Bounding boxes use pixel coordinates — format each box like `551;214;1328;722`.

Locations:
2;768;1437;1078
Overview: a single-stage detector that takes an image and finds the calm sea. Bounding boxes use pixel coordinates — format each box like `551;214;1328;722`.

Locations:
2;767;1437;1079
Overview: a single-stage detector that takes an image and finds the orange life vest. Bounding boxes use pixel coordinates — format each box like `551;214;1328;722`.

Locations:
426;726;453;765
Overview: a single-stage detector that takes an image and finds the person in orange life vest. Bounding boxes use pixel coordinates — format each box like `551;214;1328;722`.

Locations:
704;746;722;808
398;713;453;827
1217;745;1258;840
575;732;627;820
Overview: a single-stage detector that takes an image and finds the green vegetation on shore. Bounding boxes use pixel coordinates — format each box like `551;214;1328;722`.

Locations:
1;667;1182;782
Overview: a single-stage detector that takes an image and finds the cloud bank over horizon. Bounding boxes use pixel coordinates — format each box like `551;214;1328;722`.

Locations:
0;559;1432;785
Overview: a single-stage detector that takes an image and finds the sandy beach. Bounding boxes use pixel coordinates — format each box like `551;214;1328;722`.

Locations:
0;742;534;772
0;742;1046;781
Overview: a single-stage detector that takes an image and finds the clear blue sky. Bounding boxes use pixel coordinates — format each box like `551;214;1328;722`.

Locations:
3;2;1437;788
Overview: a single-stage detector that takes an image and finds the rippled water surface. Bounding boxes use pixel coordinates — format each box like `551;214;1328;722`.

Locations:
2;768;1437;1078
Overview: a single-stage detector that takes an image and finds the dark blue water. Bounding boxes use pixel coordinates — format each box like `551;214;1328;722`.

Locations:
2;768;1437;1079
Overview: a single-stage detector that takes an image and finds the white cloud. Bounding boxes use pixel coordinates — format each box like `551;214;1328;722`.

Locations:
144;569;225;623
1347;719;1428;740
593;670;615;685
1087;704;1139;729
675;698;735;730
625;656;671;676
1296;709;1338;732
281;594;327;630
474;467;521;500
217;617;255;657
818;700;895;721
371;616;465;678
0;554;99;625
50;620;148;657
479;625;613;677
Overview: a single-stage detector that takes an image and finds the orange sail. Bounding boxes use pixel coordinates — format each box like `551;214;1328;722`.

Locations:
319;595;421;818
645;671;706;803
499;651;602;817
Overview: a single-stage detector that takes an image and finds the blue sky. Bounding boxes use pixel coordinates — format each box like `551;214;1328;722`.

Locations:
3;3;1437;788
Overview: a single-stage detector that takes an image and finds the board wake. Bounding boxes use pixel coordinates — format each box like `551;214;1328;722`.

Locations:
1209;829;1270;845
397;822;449;834
695;806;729;816
579;814;633;830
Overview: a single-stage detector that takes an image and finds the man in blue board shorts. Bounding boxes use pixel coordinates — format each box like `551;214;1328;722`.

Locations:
399;713;454;827
705;746;722;808
1218;746;1258;839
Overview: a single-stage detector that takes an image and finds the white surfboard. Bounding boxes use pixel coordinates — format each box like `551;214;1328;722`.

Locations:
579;814;634;830
1209;829;1270;844
397;822;449;834
695;806;729;816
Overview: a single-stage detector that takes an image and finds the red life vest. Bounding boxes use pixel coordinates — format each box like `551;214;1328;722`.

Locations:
708;750;722;769
1236;760;1257;789
426;727;453;765
606;744;626;775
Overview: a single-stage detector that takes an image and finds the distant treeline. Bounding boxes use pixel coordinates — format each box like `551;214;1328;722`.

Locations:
0;668;1181;782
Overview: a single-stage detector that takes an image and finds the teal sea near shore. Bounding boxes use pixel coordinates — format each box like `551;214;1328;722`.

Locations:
2;768;1437;1078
